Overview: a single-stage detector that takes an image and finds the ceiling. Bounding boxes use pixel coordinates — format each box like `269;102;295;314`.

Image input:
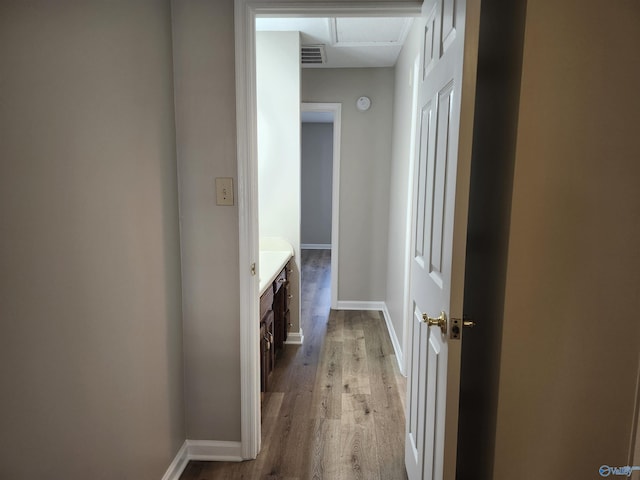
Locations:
255;17;415;68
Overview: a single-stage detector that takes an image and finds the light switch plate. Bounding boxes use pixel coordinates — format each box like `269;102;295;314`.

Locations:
215;177;234;206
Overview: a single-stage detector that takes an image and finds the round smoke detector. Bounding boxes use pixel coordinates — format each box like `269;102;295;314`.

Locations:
356;96;371;112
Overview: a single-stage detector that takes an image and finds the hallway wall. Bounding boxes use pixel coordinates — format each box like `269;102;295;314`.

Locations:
0;1;185;478
171;0;241;441
494;0;640;477
301;123;334;246
385;16;423;372
302;68;394;303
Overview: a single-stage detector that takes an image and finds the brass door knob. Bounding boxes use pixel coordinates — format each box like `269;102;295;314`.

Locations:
422;311;447;334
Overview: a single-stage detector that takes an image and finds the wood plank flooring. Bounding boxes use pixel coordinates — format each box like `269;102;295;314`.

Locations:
180;249;407;480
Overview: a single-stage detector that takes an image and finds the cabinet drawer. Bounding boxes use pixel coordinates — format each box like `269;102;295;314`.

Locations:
260;287;274;318
273;267;288;294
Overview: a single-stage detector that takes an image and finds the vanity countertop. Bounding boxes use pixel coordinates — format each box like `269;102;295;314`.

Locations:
259;238;294;296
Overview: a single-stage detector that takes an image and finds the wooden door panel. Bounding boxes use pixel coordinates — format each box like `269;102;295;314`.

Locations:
405;0;480;478
429;83;455;287
440;0;458;55
407;304;428;478
415;101;434;264
423;331;440;478
423;7;437;79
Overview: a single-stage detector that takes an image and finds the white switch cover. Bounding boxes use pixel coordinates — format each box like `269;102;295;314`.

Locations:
215;177;234;206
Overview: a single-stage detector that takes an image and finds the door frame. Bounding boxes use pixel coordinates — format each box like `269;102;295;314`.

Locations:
234;0;422;459
301;102;341;309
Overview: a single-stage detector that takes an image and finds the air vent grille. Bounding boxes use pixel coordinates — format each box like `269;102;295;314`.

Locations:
301;45;326;65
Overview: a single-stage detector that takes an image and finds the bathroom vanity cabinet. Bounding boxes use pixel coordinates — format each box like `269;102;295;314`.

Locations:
259;260;292;392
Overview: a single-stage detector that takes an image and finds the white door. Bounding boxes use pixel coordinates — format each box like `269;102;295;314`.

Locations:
405;0;479;479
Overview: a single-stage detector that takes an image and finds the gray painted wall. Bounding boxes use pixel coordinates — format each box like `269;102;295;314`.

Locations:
494;0;640;477
0;1;185;478
301;123;334;246
302;68;394;303
171;0;241;441
385;17;423;370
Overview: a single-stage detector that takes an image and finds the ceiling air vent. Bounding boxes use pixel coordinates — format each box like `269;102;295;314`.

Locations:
301;45;326;65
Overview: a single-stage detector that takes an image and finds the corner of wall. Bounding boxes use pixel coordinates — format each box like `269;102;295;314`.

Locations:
161;440;244;480
161;441;189;480
382;302;406;376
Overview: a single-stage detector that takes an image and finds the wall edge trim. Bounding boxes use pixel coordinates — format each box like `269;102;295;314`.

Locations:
161;441;189;480
187;440;243;462
335;300;385;311
382;302;406;376
161;440;243;479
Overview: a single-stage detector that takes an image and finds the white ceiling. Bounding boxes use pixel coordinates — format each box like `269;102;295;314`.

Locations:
255;17;414;68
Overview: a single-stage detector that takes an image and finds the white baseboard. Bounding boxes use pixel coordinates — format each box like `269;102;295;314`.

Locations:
335;301;385;311
187;440;243;461
381;302;405;376
161;440;242;479
335;301;404;376
301;243;331;250
161;441;189;480
284;328;304;345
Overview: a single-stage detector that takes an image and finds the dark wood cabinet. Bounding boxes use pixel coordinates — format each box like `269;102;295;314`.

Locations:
272;266;288;351
259;261;291;394
259;286;274;392
282;268;291;343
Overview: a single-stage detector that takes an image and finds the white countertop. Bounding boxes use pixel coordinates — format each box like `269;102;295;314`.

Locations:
259;237;294;296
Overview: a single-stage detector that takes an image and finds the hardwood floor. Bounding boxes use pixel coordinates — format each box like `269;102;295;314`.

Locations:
180;249;407;480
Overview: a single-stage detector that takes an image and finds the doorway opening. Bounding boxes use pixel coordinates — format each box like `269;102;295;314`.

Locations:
235;0;422;460
301;103;341;309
